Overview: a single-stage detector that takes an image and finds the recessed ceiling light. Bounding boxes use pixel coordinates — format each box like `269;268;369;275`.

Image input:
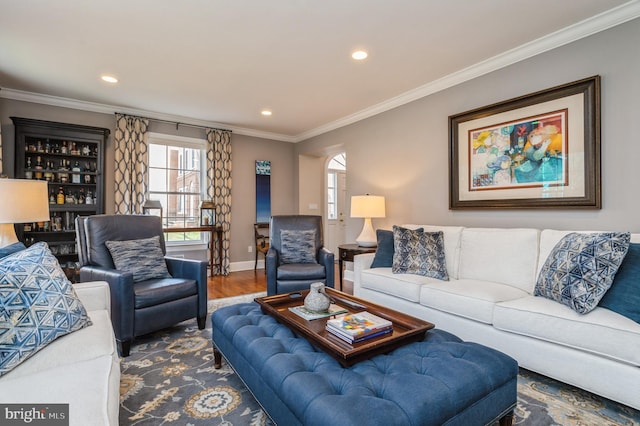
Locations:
101;75;118;84
261;110;272;116
351;50;368;60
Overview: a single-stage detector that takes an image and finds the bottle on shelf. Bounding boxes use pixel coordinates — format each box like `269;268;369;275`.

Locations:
86;190;93;205
34;156;44;179
65;188;74;204
25;157;33;179
57;187;65;205
49;190;56;204
78;188;86;204
72;161;81;183
60;140;68;154
58;159;69;183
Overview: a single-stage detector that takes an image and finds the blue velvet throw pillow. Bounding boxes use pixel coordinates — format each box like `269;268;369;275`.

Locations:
0;242;26;259
599;242;640;323
535;232;630;314
371;227;423;268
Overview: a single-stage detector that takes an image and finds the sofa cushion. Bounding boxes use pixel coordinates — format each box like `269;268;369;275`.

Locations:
458;228;540;293
419;279;528;324
404;225;464;279
0;242;93;377
371;227;423;268
360;268;438;303
280;229;317;264
598;242;640;323
105;236;171;282
494;295;640;367
534;232;630;314
392;227;448;280
0;242;26;259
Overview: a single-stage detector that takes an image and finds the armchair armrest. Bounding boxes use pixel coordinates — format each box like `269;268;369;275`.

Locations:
165;257;208;317
79;265;135;343
318;247;335;288
266;247;279;295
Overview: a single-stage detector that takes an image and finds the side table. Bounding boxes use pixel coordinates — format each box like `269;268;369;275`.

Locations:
338;244;376;291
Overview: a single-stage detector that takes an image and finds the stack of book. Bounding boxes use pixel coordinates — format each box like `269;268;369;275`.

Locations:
326;311;393;343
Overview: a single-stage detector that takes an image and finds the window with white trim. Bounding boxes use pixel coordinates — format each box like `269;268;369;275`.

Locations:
148;133;206;244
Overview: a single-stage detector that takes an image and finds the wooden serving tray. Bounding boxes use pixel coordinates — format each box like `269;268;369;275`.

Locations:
254;288;435;366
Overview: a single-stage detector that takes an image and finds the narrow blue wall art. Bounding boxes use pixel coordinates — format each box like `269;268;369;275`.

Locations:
256;160;271;223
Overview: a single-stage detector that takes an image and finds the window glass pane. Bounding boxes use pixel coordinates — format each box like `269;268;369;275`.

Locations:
149;144;167;168
148;168;167;192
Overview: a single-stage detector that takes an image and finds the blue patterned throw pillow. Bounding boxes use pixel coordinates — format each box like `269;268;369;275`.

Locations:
0;242;92;376
0;242;26;259
280;230;317;264
534;232;630;314
392;226;449;280
598;242;640;323
105;236;171;283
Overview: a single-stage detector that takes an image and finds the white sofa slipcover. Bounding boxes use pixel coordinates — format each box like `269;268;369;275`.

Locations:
0;281;120;425
354;226;640;411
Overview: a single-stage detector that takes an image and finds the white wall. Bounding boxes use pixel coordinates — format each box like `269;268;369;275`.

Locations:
296;17;640;241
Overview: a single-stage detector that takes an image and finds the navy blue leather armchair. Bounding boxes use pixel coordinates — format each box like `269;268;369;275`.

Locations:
266;215;334;295
76;214;208;356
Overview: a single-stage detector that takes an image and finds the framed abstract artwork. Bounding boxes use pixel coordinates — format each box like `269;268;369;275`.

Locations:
449;76;600;209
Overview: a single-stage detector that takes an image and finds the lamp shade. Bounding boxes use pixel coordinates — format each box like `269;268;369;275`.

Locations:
350;195;386;218
350;195;385;247
0;179;50;248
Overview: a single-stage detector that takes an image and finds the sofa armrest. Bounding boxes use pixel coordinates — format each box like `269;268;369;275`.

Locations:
74;281;111;313
354;253;376;296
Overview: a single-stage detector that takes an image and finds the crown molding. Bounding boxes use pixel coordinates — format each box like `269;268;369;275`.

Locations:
0;88;298;143
2;1;638;144
294;0;640;142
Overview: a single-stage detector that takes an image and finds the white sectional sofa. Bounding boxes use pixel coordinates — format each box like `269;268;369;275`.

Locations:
354;225;640;411
0;281;120;425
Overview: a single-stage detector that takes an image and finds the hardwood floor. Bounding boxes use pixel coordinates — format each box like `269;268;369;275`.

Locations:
207;264;349;299
207;269;266;299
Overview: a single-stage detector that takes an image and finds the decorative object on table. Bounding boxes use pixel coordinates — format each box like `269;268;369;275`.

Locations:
449;75;601;209
303;282;331;313
199;200;215;226
289;303;348;321
325;311;393;343
0;178;49;248
255;160;271;223
350;194;386;247
142;198;163;220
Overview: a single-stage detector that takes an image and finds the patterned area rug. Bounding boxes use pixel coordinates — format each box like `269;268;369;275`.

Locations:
120;293;640;425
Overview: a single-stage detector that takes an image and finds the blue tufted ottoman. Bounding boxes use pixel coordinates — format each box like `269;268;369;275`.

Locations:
212;302;517;426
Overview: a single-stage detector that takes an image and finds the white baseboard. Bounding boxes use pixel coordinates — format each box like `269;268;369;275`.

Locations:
229;260;264;272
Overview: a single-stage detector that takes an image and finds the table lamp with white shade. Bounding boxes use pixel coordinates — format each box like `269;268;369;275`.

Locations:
350;194;385;247
0;179;50;248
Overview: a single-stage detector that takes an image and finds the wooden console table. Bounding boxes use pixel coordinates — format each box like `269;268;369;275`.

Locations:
163;226;223;277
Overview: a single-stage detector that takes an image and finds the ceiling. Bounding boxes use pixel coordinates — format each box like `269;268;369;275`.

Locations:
1;1;638;142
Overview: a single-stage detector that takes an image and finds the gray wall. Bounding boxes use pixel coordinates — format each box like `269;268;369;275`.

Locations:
296;17;640;241
0;99;297;266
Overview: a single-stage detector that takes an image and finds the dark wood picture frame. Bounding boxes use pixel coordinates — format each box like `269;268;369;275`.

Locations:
449;76;601;209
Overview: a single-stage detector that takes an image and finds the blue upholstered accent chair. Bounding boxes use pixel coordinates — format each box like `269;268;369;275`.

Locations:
266;215;335;295
76;214;208;356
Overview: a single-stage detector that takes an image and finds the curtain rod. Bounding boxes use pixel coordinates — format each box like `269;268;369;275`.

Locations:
115;112;232;133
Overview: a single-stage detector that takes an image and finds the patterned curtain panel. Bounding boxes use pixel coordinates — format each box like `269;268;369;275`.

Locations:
205;128;232;275
114;114;149;214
